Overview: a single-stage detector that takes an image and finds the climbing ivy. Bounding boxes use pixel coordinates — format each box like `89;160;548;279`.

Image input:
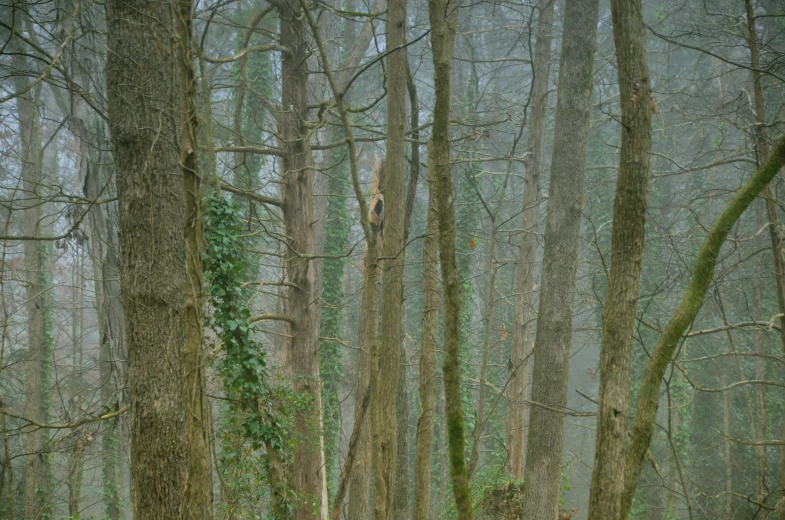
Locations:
203;193;290;515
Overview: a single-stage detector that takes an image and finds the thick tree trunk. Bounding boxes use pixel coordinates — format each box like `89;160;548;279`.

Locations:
619;136;785;519
586;0;654;518
105;0;190;514
278;2;325;516
412;150;440;520
428;0;472;517
506;0;555;477
370;0;407;513
521;0;600;517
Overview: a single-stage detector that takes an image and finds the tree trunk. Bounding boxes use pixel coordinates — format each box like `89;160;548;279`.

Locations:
371;0;407;512
586;0;654;517
106;0;190;514
10;14;50;516
277;1;326;516
521;0;600;517
742;2;785;515
68;4;128;510
428;0;472;517
347;251;375;520
619;136;785;519
412;148;440;520
176;0;213;515
506;0;555;477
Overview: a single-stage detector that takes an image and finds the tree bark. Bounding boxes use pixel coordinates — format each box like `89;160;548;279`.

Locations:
428;0;472;517
278;0;326;515
176;0;213;515
506;0;555;477
106;0;190;514
586;0;654;517
742;2;785;515
10;11;49;516
618;136;785;519
412;147;440;520
371;0;407;512
521;0;600;517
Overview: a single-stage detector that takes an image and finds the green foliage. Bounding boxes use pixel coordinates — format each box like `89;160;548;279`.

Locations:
204;194;281;450
204;193;291;516
319;125;352;498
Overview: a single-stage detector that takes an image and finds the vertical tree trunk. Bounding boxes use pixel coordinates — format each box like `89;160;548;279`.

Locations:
10;15;49;516
69;8;128;508
347;246;375;520
506;0;555;477
586;0;653;517
742;3;785;515
412;149;440;520
521;0;600;517
176;0;213;515
428;0;472;517
278;3;325;516
371;0;407;512
106;0;190;514
392;345;410;518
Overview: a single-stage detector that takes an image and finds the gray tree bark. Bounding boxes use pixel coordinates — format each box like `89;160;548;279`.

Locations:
521;0;600;517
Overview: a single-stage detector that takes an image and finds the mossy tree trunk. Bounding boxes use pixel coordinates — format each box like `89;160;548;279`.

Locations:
619;135;785;519
586;0;654;517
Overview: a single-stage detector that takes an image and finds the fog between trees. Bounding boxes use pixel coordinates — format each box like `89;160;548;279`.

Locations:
0;0;784;518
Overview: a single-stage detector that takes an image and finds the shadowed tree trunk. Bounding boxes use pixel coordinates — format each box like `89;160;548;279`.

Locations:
586;0;654;518
506;0;555;477
521;0;600;517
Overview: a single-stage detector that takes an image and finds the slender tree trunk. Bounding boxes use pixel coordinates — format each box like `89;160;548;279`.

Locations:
586;0;654;518
67;1;128;511
412;149;440;520
742;3;785;515
176;0;213;515
506;0;555;477
10;15;49;516
347;250;375;520
392;344;411;518
521;0;600;517
619;136;785;519
371;0;407;512
721;365;732;517
751;255;769;506
429;0;472;517
467;170;509;479
106;0;191;513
